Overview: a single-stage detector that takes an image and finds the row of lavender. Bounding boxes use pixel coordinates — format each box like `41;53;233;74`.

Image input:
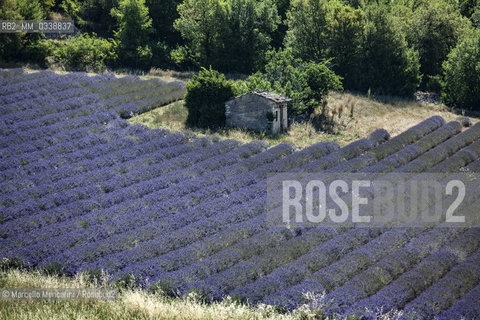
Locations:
133;119;480;320
0;69;185;122
1;69;480;319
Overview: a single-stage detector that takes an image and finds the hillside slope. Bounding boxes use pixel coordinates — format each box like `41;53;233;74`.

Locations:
1;69;479;320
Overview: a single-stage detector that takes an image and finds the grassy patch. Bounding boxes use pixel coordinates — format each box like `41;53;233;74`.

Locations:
130;91;479;149
130;100;343;149
332;91;478;141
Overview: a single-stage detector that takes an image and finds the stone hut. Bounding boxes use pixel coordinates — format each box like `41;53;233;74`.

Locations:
225;90;291;134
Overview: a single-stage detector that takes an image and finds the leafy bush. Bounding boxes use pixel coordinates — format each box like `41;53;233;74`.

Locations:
51;33;117;72
441;30;480;110
244;49;342;116
21;40;53;67
185;67;235;128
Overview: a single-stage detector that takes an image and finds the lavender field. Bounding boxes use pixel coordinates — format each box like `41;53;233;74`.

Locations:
1;69;480;320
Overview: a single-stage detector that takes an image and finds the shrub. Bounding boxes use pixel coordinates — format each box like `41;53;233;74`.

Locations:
51;33;117;72
185;67;235;128
441;30;480;111
22;40;53;67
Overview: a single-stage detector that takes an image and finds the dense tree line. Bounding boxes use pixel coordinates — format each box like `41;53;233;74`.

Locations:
1;0;479;110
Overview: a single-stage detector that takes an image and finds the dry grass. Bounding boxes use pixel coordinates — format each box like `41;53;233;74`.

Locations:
0;269;407;320
0;269;302;320
330;91;478;143
19;66;195;84
130;101;341;149
130;91;479;149
129;68;195;83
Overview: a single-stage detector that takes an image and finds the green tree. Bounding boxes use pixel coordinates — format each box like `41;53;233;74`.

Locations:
37;0;55;15
407;1;471;91
459;0;479;18
185;67;235;128
147;0;182;46
111;0;153;69
223;0;279;73
473;5;480;27
16;0;44;20
174;0;229;68
64;0;119;37
271;0;291;48
0;0;23;61
16;0;48;65
260;49;311;113
359;5;421;96
284;0;365;89
442;30;480;110
146;0;183;67
285;0;419;96
326;4;365;89
284;0;331;61
0;0;52;64
246;49;342;115
174;0;279;73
